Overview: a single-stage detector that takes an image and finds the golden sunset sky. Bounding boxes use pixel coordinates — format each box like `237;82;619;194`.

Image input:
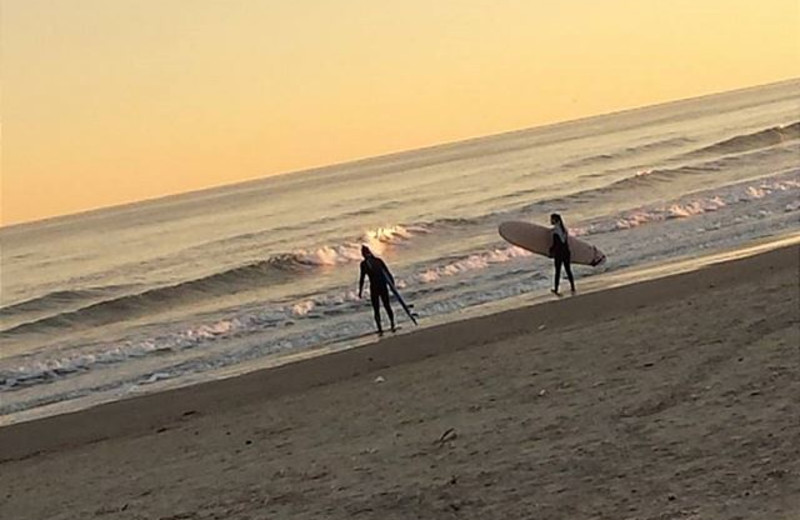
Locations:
2;0;799;225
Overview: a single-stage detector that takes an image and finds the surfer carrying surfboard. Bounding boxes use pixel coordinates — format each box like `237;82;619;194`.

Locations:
498;216;604;293
358;245;396;336
550;213;576;296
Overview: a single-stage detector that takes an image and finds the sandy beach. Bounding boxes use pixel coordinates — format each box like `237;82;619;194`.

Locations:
1;245;798;520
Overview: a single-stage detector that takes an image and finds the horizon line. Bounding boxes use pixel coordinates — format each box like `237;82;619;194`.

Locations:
3;76;798;231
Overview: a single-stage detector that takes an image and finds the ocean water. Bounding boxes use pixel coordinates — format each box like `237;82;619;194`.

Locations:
1;80;799;422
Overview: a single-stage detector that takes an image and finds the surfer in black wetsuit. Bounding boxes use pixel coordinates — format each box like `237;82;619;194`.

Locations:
550;213;576;296
358;245;396;335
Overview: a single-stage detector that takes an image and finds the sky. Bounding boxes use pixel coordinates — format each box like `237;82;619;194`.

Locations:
2;0;799;226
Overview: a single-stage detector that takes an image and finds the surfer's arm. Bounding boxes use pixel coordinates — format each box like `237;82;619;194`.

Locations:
358;262;366;298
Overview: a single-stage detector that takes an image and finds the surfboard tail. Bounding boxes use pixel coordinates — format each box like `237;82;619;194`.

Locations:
382;267;418;325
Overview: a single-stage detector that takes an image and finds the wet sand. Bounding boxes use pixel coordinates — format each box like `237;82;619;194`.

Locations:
1;245;798;519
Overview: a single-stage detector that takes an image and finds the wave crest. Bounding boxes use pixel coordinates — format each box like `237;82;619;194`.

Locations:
1;225;423;336
685;121;799;158
290;225;421;266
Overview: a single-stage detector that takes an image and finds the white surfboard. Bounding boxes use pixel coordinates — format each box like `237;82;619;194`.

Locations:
498;221;606;266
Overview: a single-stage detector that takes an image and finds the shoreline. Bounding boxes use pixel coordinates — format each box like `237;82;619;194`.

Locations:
1;240;798;519
5;79;796;231
2;231;798;430
1;238;797;462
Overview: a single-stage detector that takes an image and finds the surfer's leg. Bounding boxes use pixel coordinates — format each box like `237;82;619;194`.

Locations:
564;256;576;293
379;288;395;331
553;257;562;294
370;291;383;334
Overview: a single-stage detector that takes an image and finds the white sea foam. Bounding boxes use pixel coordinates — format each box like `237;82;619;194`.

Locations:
292;225;423;266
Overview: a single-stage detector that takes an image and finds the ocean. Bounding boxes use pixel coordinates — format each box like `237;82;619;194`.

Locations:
1;80;798;424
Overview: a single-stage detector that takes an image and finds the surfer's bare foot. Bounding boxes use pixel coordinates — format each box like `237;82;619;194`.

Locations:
377;330;384;337
551;289;561;297
391;326;396;333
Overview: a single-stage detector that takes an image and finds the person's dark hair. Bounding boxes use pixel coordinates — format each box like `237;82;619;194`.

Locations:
361;245;372;258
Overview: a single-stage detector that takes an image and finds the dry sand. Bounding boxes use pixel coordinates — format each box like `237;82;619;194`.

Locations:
1;245;798;520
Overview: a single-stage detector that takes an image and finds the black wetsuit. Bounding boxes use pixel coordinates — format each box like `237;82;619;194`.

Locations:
359;256;395;333
551;230;575;293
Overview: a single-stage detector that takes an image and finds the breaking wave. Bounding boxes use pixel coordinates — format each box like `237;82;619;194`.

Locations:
579;174;800;234
0;313;283;392
1;225;423;337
